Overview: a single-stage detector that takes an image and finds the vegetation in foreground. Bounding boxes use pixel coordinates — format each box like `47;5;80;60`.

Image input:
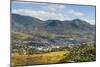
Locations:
60;43;96;63
11;43;96;66
11;51;69;66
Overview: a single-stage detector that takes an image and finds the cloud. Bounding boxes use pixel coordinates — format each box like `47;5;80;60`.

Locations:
84;19;95;25
68;9;84;16
41;5;84;17
12;9;69;21
45;5;66;11
12;1;85;18
12;1;85;21
12;9;94;25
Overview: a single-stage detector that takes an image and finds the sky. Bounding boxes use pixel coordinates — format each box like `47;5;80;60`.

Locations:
12;1;96;25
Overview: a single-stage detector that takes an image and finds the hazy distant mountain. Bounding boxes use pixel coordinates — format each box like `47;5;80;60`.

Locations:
11;14;95;34
46;19;95;33
11;14;44;33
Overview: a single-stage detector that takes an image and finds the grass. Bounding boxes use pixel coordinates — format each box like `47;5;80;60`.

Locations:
12;32;32;40
11;50;70;66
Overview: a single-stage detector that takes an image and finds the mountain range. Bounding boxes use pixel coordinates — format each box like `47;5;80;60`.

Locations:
11;14;95;35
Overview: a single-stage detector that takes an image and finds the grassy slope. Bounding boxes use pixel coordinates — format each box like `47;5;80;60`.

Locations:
11;51;70;66
12;32;32;40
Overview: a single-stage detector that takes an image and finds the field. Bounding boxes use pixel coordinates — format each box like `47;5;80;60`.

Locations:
11;51;70;66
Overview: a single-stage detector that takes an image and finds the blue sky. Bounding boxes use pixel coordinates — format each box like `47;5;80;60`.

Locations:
12;1;96;25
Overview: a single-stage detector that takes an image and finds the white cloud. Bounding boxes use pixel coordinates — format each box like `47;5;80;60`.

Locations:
42;5;84;17
68;9;84;17
42;4;66;11
12;9;69;21
12;9;94;25
84;19;95;25
12;1;85;18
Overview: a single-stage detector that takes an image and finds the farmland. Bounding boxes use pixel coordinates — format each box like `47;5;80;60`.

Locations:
11;51;70;66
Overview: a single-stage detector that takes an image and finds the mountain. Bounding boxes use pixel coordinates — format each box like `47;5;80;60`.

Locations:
45;20;65;33
45;19;95;34
71;19;95;31
11;14;95;35
11;14;44;33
